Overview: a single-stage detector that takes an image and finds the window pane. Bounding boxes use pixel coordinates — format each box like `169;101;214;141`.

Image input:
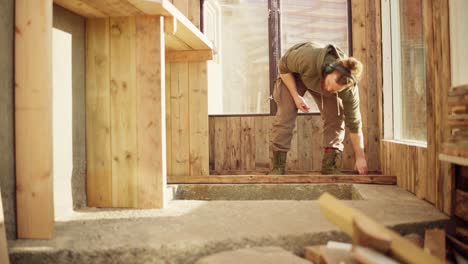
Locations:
395;0;426;141
206;0;270;115
280;0;350;113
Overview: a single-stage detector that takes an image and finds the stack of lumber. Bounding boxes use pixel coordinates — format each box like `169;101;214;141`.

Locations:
442;84;468;163
304;193;450;264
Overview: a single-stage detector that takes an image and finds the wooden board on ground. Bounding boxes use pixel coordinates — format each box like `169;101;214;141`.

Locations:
168;175;396;184
318;193;444;264
424;229;446;262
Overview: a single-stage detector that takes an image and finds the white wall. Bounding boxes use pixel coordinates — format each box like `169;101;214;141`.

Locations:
450;0;468;86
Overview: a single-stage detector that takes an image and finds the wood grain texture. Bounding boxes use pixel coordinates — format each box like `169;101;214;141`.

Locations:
15;0;54;239
54;0;106;17
169;62;190;176
169;175;396;184
86;18;112;207
189;61;209;176
110;17;138;207
136;16;166;208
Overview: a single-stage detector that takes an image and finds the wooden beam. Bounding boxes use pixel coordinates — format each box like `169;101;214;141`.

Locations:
168;175;396;184
54;0;106;17
164;16;177;34
15;0;54;239
318;193;444;264
86;18;113;207
166;50;212;62
136;16;167;208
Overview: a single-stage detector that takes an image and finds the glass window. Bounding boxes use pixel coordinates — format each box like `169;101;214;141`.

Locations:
390;0;427;142
205;0;351;115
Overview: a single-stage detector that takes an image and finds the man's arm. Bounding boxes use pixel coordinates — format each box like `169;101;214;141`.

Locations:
349;130;368;174
279;73;310;112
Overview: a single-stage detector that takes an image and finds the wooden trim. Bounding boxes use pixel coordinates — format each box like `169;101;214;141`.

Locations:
168;175;396;184
164;16;177;34
166;50;212;62
268;0;280;115
15;0;54;239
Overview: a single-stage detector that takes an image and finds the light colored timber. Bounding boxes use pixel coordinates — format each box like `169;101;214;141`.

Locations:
318;193;444;264
164;16;177;34
135;16;166;208
53;0;212;51
166;50;212;62
86;18;113;207
168;175;396;184
15;0;54;239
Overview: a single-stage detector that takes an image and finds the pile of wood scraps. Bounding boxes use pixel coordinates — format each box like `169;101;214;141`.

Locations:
303;193;467;264
441;83;468;164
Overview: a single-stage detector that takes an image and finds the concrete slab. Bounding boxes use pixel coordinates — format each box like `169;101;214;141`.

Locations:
8;185;449;264
195;246;311;264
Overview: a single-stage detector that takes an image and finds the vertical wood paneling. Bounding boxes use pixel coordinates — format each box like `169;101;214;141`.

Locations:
297;116;314;171
214;117;227;171
136;16;166;208
170;63;190;176
226;117;241;170
166;62;172;176
287;120;299;170
86;18;112;207
189;62;209;176
254;116;272;170
110;17;138;207
15;0;54;239
240;117;255;170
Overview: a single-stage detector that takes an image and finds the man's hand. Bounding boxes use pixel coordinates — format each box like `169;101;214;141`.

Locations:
294;96;310;112
354;157;368;175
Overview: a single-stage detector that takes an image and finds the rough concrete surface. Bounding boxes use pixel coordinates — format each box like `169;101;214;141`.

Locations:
172;183;356;200
195;246;311;264
53;5;87;210
9;185;449;264
0;0;16;240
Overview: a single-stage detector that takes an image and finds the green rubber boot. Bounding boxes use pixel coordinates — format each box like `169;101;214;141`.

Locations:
269;151;287;175
321;148;344;175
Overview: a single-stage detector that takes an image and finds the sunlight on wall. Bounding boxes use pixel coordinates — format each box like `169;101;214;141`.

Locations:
52;28;73;219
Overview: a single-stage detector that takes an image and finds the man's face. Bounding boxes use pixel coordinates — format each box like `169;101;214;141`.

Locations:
323;71;350;93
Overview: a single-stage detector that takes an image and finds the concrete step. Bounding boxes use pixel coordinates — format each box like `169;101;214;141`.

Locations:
9;185;449;264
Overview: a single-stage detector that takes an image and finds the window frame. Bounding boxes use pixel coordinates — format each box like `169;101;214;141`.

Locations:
202;0;353;117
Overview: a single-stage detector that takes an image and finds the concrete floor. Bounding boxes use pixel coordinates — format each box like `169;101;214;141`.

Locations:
9;184;448;264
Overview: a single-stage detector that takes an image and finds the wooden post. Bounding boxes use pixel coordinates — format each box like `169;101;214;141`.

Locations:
15;0;54;239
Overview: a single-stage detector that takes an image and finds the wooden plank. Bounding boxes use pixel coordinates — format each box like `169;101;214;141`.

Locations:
318;193;444;264
424;229;446;262
287;119;299;170
311;116;324;171
109;17;138;207
297;116;313;171
15;0;54;239
240;117;255;171
164;16;177;34
0;191;10;264
226;117;241;170
170;63;190;176
166;62;172;178
136;16;166;208
455;190;468;222
166;50;212;63
209;117;215;171
254;116;271;170
86;18;112;207
54;0;106;17
189;62;209;176
214;117;227;171
169;175;396;184
72;0;142;16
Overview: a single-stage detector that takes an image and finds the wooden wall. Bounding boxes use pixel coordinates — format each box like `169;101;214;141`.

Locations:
166;0;210;179
86;16;166;208
381;0;453;214
208;0;382;174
